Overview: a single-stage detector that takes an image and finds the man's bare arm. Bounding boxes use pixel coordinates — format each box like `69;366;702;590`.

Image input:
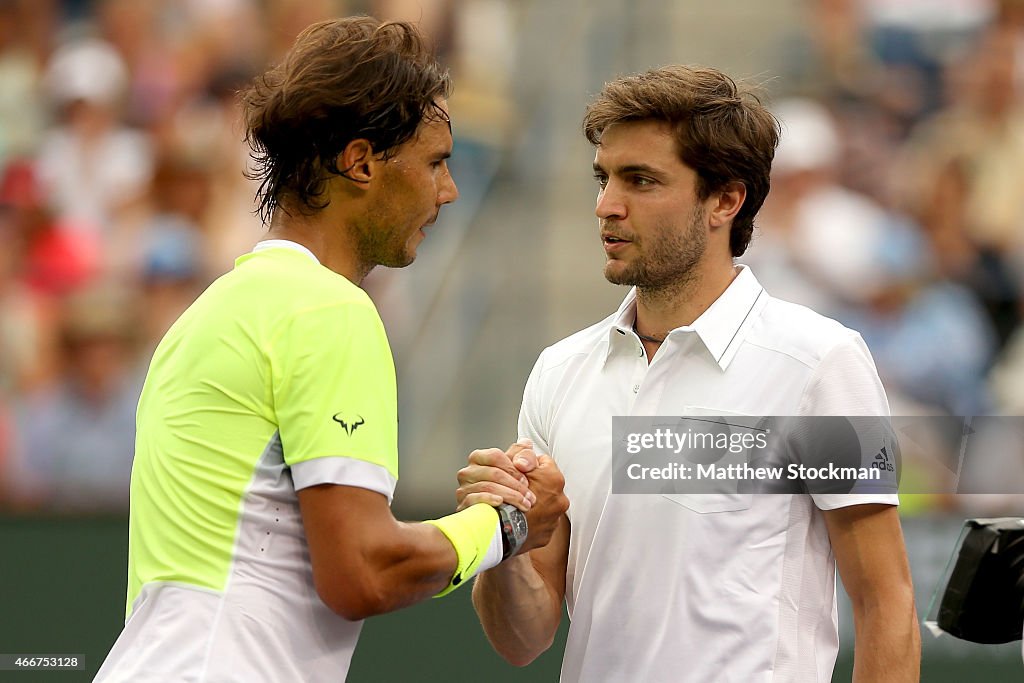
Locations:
298;440;563;623
472;514;570;666
299;485;461;620
824;504;920;682
458;445;571;665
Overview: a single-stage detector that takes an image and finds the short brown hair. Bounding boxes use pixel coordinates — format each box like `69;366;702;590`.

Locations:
583;66;779;256
242;16;451;223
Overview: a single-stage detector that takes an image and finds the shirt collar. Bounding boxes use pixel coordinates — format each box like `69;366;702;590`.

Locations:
606;264;766;370
252;239;320;264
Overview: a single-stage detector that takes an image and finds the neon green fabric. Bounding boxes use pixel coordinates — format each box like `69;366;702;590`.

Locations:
425;503;500;596
126;247;398;614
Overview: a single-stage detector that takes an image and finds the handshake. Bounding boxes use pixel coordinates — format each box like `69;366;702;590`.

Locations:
455;439;570;557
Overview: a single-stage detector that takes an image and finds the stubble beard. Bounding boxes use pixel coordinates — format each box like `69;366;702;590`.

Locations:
353;207;416;272
604;206;708;303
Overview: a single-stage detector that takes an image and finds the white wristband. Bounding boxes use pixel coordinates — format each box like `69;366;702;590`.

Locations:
477;521;505;574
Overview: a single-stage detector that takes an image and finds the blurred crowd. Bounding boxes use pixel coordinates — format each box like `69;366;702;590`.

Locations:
0;0;1023;515
751;0;1024;515
0;0;514;511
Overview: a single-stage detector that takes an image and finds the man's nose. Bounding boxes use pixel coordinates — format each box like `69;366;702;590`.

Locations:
595;183;625;220
439;170;459;205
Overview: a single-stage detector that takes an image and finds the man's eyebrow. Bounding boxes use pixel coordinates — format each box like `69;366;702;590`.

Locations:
592;162;664;176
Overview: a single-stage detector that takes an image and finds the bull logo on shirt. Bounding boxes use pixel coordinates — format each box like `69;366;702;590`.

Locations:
332;412;365;436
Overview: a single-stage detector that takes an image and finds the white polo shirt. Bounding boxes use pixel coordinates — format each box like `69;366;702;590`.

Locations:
518;265;898;683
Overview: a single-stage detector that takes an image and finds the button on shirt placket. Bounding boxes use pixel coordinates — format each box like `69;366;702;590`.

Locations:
630;330;701;415
609;330;647;413
627;349;645;412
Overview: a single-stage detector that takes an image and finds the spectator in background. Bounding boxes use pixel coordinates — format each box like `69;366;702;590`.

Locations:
138;218;205;351
749;98;897;315
2;159;99;302
779;1;993;214
860;0;992;119
898;26;1024;346
0;162;61;393
750;98;997;416
94;0;177;129
837;235;997;416
36;37;153;254
163;67;263;279
7;282;143;511
133;151;211;283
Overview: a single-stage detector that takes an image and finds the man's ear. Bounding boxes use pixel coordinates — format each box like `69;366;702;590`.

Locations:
709;181;746;228
337;139;375;186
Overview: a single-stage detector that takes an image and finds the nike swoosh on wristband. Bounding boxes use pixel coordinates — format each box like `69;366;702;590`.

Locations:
452;552;478;586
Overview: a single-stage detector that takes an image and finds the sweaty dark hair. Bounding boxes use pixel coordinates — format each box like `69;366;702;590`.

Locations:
583;66;779;257
241;16;451;224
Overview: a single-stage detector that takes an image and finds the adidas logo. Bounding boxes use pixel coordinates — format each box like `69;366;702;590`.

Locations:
871;446;895;472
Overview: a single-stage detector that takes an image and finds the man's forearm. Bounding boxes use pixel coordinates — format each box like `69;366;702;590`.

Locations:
300;486;505;620
472;555;563;666
824;505;920;682
851;591;921;682
309;518;460;620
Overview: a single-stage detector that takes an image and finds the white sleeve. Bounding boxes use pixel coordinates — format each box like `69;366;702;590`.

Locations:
518;352;552;456
290;456;397;503
799;332;900;510
797;331;890;417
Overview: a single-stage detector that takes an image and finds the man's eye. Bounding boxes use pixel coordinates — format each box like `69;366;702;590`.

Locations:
593;174;608;187
633;176;653;186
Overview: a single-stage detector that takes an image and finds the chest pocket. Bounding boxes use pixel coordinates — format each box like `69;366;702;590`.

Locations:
659;407;762;514
661;492;752;514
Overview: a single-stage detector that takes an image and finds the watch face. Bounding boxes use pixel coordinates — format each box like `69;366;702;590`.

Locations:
499;504;529;552
510;509;528;539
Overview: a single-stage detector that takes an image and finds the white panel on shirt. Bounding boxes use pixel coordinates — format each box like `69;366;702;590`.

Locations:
96;434;367;683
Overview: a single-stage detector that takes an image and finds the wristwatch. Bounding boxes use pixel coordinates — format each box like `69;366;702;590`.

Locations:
498;503;528;560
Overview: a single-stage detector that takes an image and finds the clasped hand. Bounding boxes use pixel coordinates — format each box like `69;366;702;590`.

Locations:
456;439;569;555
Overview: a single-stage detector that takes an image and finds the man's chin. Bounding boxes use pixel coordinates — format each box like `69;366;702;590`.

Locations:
604;264;637;286
388;254;416;269
379;246;417;269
